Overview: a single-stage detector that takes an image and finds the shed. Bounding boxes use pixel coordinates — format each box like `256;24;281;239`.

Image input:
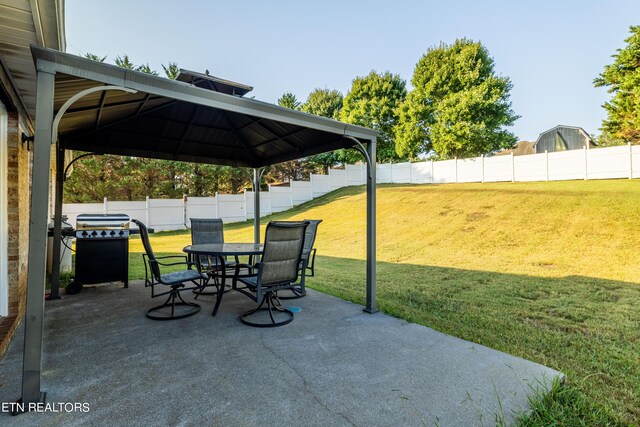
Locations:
534;125;596;153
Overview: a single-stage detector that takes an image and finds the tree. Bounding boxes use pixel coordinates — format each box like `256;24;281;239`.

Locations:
301;88;344;171
84;53;106;62
395;39;519;159
135;63;159;76
268;92;310;182
162;62;180;80
277;92;301;110
114;54;136;70
302;88;343;119
341;71;407;162
594;25;640;144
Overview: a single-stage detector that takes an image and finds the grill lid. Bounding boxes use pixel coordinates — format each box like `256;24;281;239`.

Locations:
76;214;130;230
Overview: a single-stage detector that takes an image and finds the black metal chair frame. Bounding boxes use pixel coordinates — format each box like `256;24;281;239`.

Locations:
189;218;255;298
278;219;322;300
235;221;309;327
134;219;207;320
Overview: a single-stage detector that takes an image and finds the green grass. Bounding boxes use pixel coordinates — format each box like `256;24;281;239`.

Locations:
121;180;640;425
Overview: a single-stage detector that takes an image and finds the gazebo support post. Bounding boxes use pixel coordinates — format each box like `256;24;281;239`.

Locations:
49;141;65;300
364;138;377;313
20;67;55;408
252;167;264;244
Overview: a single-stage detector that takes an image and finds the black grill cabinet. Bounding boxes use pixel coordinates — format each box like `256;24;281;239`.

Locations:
73;214;130;289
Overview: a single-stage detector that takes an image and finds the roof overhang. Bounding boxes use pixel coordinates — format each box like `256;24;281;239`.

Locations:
33;46;377;168
0;0;65;122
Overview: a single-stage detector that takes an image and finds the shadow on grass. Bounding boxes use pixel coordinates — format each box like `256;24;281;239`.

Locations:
308;256;640;426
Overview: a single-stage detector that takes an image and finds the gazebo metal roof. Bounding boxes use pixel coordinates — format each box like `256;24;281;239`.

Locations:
34;47;377;167
20;46;377;408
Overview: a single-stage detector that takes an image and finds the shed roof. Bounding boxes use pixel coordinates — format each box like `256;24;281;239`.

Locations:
33;46;377;168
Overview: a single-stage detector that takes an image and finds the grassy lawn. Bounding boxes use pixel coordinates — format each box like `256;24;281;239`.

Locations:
124;180;639;425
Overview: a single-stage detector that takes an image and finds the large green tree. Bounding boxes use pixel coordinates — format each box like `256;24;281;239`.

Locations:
395;39;519;159
594;25;640;144
341;71;407;162
268;92;315;182
302;88;344;172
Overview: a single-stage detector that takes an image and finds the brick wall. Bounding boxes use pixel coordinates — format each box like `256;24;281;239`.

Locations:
0;111;31;357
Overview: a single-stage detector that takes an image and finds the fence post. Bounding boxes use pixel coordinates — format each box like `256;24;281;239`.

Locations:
481;154;485;183
243;190;248;222
545;150;549;181
584;146;588;180
455;157;458;183
511;152;515;182
289;186;294;209
145;196;150;226
629;141;633;179
103;197;108;213
430;159;434;184
408;161;413;184
214;192;219;218
182;194;188;227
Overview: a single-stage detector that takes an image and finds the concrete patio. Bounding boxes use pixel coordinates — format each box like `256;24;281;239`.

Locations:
0;281;561;426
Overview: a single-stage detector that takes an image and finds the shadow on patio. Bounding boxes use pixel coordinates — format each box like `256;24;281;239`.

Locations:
0;279;559;426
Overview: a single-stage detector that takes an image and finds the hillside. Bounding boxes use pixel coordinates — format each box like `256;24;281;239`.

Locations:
130;180;640;424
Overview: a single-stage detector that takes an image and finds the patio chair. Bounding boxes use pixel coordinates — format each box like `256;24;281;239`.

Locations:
133;219;207;320
189;218;252;296
236;221;309;327
277;219;322;299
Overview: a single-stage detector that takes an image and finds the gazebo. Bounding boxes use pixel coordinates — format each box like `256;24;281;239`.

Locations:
22;46;378;405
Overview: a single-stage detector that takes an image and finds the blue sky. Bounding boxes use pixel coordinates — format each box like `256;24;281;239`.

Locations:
65;0;639;141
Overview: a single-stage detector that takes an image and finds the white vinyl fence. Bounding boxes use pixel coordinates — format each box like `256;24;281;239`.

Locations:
63;143;640;231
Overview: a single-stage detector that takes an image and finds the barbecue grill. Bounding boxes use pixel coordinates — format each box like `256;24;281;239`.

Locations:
68;214;131;294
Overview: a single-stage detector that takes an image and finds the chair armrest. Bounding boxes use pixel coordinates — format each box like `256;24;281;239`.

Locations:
155;255;188;261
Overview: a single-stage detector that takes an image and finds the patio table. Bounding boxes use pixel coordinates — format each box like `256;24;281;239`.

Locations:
183;243;263;316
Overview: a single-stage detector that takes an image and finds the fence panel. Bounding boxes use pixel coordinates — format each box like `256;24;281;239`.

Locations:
514;152;547;182
106;201;147;223
148;199;185;231
633;145;640;179
216;194;246;224
433;159;456;183
185;197;217;225
62;203;103;226
291;181;313;205
270;186;294;213
548;150;585;181
587;145;630;180
245;191;271;219
329;168;348;190
410;161;432;183
376;164;392;183
311;174;331;198
457;158;482;183
346;164;365;186
483;156;513;182
391;162;411;183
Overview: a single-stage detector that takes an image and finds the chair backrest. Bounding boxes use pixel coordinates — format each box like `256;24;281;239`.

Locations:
301;219;322;259
132;219;160;280
190;218;224;245
260;221;309;285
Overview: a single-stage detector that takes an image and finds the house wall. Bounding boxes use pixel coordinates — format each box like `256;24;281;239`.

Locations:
0;109;32;358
